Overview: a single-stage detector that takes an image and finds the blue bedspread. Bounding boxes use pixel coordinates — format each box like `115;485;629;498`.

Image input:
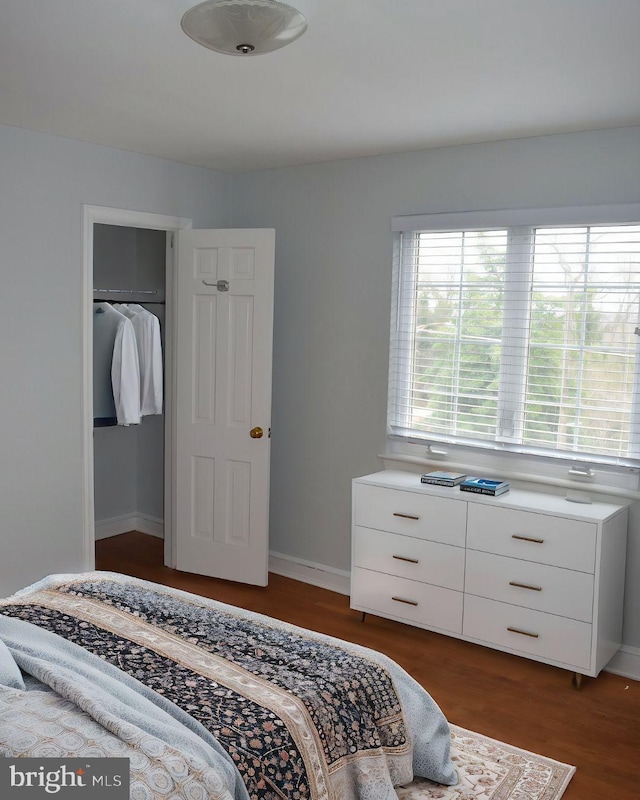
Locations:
0;572;456;800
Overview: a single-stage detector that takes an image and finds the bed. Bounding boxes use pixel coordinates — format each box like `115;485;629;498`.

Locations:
0;571;457;799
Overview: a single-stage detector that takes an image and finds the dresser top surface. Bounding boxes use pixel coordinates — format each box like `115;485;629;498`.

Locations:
354;470;627;523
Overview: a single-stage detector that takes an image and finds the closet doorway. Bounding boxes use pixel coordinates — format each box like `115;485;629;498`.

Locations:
82;206;192;574
82;207;275;585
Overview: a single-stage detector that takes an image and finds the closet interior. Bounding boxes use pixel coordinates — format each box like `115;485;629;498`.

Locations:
93;223;167;543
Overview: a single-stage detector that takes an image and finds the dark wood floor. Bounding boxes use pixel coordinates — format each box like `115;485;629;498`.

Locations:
96;532;640;800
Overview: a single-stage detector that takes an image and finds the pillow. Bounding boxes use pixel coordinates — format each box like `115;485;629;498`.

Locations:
0;638;25;690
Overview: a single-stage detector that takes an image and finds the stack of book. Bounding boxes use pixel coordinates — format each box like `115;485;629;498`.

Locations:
421;471;467;487
459;477;510;496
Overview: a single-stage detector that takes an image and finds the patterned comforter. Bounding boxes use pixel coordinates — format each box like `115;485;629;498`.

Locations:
0;572;456;800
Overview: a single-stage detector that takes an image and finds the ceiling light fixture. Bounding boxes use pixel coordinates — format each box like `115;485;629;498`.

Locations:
181;0;309;56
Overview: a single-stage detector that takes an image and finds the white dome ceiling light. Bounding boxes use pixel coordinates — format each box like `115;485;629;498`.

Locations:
181;0;309;56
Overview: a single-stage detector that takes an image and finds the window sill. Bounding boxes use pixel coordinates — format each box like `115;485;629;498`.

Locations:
378;451;640;503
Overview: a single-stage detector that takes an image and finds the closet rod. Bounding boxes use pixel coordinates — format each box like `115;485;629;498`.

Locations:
94;288;158;295
93;299;165;305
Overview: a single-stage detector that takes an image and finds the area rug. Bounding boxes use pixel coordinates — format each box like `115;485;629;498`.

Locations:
396;724;576;800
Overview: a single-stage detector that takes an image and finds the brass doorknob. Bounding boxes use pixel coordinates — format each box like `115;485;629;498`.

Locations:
250;426;264;439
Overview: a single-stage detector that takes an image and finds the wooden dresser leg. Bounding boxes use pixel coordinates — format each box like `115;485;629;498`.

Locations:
360;612;367;623
572;672;583;689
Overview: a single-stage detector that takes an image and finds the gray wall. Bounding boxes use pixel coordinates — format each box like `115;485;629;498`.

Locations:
231;126;640;648
92;225;166;524
93;225;139;523
0;123;232;596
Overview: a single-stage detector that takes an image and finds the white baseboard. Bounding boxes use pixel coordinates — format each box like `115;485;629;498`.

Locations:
94;513;137;540
268;551;350;596
135;514;164;539
95;513;164;540
604;645;640;682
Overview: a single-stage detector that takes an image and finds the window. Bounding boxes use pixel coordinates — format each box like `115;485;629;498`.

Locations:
389;205;640;466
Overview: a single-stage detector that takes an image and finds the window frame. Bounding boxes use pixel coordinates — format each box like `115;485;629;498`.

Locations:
389;204;640;468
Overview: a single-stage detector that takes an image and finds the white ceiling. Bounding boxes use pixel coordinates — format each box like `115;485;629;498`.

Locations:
1;0;639;172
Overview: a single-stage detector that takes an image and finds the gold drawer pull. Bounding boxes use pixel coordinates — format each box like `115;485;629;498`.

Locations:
512;534;545;544
507;626;539;639
509;581;542;592
393;555;419;564
394;512;419;520
392;596;418;607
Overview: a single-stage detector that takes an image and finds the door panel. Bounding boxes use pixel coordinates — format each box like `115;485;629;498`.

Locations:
176;229;274;585
225;460;251;546
192;455;215;541
227;295;254;427
194;295;217;421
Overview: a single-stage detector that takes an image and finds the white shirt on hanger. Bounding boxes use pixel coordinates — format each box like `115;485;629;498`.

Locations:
93;303;141;425
116;303;163;416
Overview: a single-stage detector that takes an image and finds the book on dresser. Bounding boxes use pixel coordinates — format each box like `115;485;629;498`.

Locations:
459;477;510;496
421;471;467;487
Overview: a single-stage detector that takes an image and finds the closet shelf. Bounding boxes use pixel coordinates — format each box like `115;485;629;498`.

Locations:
94;288;157;294
93;288;165;304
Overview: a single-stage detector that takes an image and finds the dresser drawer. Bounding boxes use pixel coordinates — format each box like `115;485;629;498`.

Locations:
465;550;594;622
353;526;465;590
351;567;463;634
467;504;596;572
354;483;466;547
463;595;592;670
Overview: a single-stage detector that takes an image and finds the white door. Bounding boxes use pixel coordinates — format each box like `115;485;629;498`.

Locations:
175;228;275;585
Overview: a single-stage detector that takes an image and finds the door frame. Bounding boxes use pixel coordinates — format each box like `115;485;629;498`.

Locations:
81;205;192;572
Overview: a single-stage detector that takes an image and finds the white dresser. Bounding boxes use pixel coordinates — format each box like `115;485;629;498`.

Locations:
351;470;628;682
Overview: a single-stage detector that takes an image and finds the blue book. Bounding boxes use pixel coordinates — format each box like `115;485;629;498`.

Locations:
421;471;467;486
459;477;510;496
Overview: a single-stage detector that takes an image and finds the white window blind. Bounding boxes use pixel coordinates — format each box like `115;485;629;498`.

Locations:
389;205;640;466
